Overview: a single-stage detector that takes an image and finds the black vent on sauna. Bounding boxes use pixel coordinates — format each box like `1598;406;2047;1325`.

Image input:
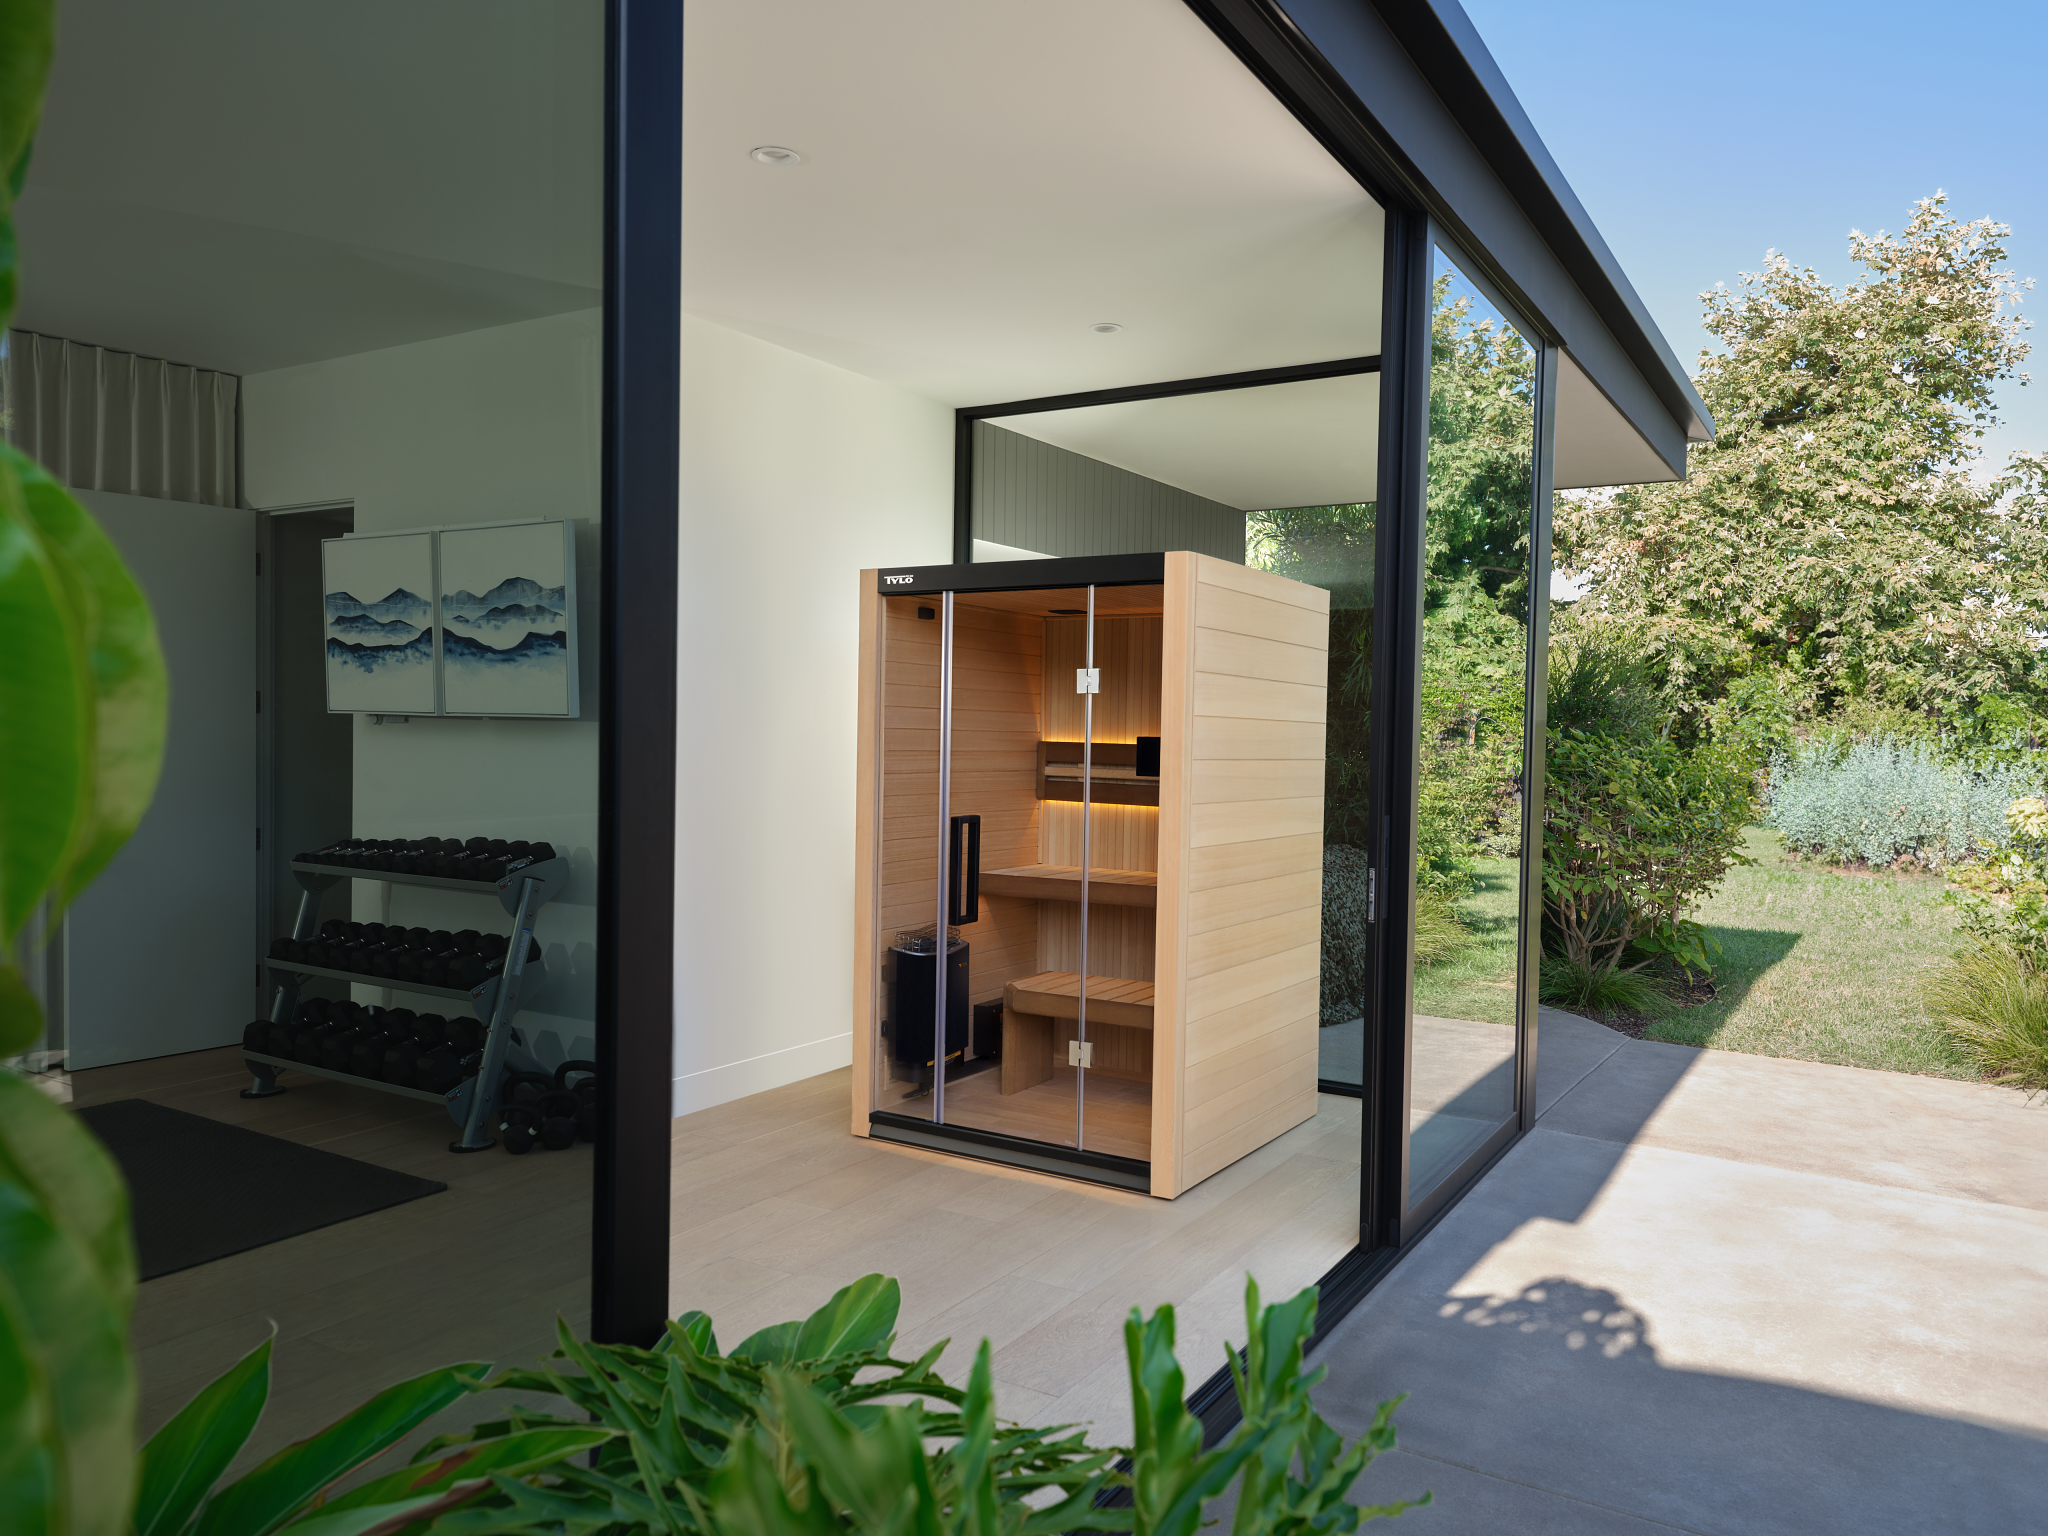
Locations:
1135;736;1161;778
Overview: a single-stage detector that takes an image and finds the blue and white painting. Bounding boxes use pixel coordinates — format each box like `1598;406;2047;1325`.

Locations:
323;532;438;714
438;521;577;716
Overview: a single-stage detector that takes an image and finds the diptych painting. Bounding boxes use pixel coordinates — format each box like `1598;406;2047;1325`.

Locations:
322;521;578;717
322;531;437;714
439;521;576;717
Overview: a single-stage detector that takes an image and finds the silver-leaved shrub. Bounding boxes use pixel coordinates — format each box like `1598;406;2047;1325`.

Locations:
1765;736;2039;868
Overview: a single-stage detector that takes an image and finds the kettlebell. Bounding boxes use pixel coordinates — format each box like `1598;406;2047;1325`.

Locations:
555;1060;598;1142
496;1071;555;1154
537;1090;581;1151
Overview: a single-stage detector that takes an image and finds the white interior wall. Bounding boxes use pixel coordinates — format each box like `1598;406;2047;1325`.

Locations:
240;309;603;1068
673;314;952;1114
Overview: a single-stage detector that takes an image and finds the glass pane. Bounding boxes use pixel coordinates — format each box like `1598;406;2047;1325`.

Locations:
7;4;605;1463
872;594;957;1124
1408;250;1536;1203
1246;506;1377;1089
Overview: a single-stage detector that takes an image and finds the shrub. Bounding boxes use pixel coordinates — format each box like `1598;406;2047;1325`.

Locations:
1922;943;2048;1094
1321;847;1468;1025
1543;729;1755;978
1765;736;2037;869
1537;953;1674;1018
1946;796;2048;966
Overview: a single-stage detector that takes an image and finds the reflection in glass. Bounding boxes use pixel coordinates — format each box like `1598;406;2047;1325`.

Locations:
1408;250;1536;1201
1245;506;1376;1088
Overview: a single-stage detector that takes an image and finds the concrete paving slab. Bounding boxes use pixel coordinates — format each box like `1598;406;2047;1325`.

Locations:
1314;1128;2048;1536
1348;1449;1701;1535
1532;1006;1626;1118
1538;1032;2048;1211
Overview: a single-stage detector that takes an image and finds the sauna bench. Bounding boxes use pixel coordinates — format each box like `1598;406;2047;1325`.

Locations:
978;865;1158;908
1001;971;1157;1094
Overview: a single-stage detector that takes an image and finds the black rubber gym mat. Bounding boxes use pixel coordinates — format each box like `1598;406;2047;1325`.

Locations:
77;1099;448;1280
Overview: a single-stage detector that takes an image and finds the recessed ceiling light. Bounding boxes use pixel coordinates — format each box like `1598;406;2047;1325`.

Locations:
751;145;802;166
1090;323;1123;334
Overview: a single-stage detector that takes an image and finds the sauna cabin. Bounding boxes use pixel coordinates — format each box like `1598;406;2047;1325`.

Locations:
851;551;1331;1197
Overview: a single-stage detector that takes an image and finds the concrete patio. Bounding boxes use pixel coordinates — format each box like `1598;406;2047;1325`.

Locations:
1314;1010;2048;1535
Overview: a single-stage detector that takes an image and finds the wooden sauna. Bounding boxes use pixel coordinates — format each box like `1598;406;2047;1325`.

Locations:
851;551;1330;1198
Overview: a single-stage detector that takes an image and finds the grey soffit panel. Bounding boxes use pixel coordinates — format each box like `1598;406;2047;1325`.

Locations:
972;422;1247;563
1184;0;1711;478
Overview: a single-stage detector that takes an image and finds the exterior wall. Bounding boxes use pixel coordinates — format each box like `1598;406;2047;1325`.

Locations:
974;421;1244;562
240;308;603;1069
673;313;953;1114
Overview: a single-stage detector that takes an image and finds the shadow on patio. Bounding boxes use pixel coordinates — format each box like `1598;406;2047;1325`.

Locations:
1313;1011;2048;1536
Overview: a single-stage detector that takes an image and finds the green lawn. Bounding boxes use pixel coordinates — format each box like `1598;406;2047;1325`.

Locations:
1407;832;1975;1078
1414;857;1521;1026
1644;827;1974;1078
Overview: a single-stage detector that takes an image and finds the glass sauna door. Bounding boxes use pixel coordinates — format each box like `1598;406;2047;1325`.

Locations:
872;583;1161;1177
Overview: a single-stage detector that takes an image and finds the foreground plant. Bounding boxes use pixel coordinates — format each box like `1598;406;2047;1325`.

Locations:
1;2;172;1530
394;1273;1428;1535
118;1276;1419;1535
1926;797;2048;1093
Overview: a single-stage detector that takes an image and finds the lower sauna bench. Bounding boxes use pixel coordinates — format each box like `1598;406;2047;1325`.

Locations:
1001;971;1156;1095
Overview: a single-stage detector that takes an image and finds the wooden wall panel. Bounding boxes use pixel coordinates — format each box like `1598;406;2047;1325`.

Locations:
1174;556;1329;1193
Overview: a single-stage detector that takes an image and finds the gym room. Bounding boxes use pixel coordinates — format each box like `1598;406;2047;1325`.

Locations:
6;0;609;1456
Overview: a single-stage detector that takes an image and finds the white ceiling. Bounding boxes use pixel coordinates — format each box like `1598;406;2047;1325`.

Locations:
682;0;1385;409
990;373;1379;512
14;0;602;375
685;0;1674;495
1554;351;1675;488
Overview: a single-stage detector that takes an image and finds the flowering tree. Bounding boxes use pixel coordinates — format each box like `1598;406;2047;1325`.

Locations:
1556;195;2047;720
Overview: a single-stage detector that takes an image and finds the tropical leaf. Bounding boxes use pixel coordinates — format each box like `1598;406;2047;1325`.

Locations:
192;1364;488;1536
0;1071;136;1536
133;1335;271;1536
8;447;169;905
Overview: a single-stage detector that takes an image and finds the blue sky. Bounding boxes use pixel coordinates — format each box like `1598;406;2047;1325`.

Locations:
1460;0;2045;469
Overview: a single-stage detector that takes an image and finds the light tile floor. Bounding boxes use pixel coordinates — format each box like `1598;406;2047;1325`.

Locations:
668;1075;1364;1440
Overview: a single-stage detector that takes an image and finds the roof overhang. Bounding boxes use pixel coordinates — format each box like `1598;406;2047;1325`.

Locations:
1187;0;1712;482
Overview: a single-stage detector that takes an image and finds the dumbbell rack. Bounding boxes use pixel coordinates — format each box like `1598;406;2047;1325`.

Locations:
241;852;570;1153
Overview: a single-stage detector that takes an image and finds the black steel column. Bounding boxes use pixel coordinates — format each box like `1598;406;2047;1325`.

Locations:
594;0;681;1347
1364;204;1432;1253
1517;343;1559;1132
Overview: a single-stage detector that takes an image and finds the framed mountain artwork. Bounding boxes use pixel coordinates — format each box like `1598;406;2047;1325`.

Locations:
437;520;579;717
322;531;438;714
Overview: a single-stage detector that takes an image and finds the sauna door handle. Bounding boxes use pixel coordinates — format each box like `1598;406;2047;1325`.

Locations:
948;814;981;926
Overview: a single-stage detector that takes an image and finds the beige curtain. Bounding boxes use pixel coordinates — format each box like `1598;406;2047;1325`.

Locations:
1;328;239;507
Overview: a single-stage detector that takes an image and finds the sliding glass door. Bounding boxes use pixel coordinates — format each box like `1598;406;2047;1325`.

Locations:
1404;243;1540;1210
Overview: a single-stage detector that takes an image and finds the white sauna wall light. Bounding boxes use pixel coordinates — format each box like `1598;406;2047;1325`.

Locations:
750;145;803;165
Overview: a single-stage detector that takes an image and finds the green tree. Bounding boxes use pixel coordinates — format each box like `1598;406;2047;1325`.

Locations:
1556;194;2047;720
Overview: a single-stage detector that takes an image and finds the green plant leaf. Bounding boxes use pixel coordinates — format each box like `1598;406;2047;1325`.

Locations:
726;1319;800;1367
791;1273;900;1362
269;1491;463;1536
8;447;169;907
192;1363;488;1536
0;1071;136;1536
0;0;53;333
134;1334;272;1536
307;1425;614;1520
0;453;92;960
